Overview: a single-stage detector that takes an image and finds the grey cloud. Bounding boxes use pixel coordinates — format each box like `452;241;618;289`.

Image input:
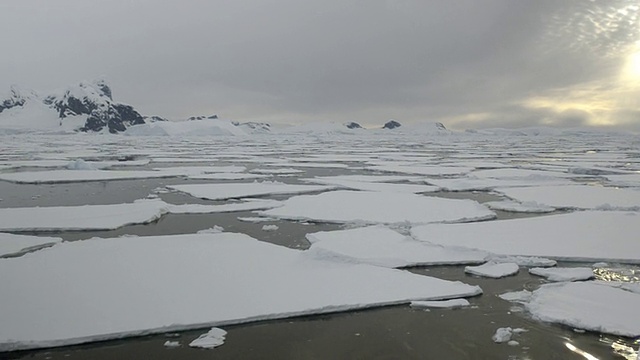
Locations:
0;0;638;129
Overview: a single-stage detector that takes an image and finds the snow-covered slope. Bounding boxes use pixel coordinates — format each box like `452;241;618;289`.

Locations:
0;80;145;133
125;118;247;136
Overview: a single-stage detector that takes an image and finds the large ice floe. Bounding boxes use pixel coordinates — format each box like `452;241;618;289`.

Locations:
0;166;247;184
0;232;481;351
494;185;640;210
512;282;640;337
261;190;496;225
411;211;640;263
0;199;169;231
306;225;487;267
0;233;62;257
168;182;333;201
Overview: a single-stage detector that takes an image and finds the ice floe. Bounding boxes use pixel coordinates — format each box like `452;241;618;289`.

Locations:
484;200;555;213
167;200;282;214
495;185;640;210
0;233;62;257
464;262;519;278
261;191;496;225
306;226;487;267
410;299;470;309
0;199;168;231
187;173;271;180
522;282;640;337
492;327;527;343
304;178;438;193
529;267;594;282
367;164;473;176
168;182;333;201
411;211;640;263
0;232;481;351
189;328;227;349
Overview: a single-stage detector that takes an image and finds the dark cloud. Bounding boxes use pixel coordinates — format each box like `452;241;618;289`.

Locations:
0;0;638;129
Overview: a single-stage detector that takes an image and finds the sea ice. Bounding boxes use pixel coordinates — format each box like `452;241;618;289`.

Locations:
261;225;279;231
464;262;519;278
304;178;438;193
164;340;181;348
411;211;640;263
0;232;481;351
410;299;470;309
523;282;640;337
187;173;270;180
424;177;572;192
0;199;168;231
484;200;555;213
0;233;62;257
306;225;487;267
0;169;177;184
189;328;227;349
168;182;333;201
367;164;473;176
488;255;556;267
492;327;513;343
261;190;496;225
495;185;640;210
167;199;282;214
528;267;594;282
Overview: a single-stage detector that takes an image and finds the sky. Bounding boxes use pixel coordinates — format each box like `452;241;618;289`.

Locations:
1;0;639;130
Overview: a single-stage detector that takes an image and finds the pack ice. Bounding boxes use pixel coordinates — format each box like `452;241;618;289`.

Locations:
261;190;496;225
411;211;640;263
0;232;482;351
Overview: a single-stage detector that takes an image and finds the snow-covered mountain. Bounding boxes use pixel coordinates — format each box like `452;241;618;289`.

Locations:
0;80;145;133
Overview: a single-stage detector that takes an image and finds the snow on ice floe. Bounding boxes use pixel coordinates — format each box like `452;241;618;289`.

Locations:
484;200;555;213
0;232;481;351
0;233;62;257
528;267;594;282
168;182;333;201
424;177;572;192
306;226;487;268
0;166;246;184
304;177;438;193
464;262;519;278
488;255;556;267
250;168;306;175
187;172;270;180
167;199;282;214
518;282;640;337
189;328;227;349
494;185;640;210
410;299;470;309
604;174;640;187
0;199;168;231
366;164;473;176
411;211;640;263
261;191;496;225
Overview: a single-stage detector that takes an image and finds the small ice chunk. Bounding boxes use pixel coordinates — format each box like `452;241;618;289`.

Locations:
163;340;181;348
507;340;520;346
465;262;519;278
261;225;279;231
490;255;556;267
410;299;470;309
189;328;227;349
237;217;278;223
66;159;97;170
529;267;594;282
485;200;555;213
592;262;608;268
197;226;224;234
492;327;513;343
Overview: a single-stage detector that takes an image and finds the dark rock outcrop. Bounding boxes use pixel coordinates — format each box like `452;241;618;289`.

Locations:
44;80;145;133
345;122;362;129
0;86;36;114
383;120;401;129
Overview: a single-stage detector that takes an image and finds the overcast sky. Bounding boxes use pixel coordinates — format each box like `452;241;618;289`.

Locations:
1;0;639;130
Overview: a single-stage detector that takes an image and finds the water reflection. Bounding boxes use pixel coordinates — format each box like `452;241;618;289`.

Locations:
593;265;640;282
565;342;600;360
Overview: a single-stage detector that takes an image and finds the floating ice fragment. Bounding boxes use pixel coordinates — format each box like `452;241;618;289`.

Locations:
492;327;513;343
529;267;594;282
261;225;279;231
262;191;495;225
189;328;227;349
465;263;519;278
163;340;181;348
410;299;470;309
